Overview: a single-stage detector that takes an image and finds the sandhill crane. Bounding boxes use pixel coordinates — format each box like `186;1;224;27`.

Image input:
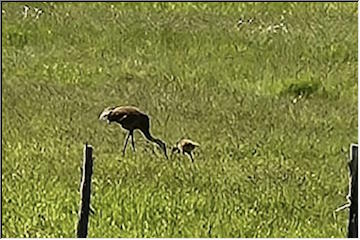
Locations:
99;106;168;159
171;138;199;162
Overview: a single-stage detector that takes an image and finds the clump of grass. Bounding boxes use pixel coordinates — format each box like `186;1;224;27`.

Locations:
282;80;321;98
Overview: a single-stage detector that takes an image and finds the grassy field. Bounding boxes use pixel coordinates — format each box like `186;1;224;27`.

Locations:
1;2;358;237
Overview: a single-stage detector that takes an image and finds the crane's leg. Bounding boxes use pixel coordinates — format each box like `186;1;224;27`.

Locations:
130;130;136;152
122;131;131;156
189;152;194;163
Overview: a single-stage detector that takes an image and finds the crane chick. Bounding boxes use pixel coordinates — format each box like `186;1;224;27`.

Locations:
99;106;168;159
171;138;199;162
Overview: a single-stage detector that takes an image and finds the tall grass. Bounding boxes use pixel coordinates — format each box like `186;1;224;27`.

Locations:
1;2;357;237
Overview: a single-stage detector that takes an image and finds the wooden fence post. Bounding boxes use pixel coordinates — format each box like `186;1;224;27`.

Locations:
348;144;358;238
76;144;94;238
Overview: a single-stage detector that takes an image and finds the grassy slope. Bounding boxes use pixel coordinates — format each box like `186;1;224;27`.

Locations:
1;2;358;237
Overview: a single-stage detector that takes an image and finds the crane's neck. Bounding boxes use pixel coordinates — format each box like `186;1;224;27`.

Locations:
141;129;168;159
142;129;155;142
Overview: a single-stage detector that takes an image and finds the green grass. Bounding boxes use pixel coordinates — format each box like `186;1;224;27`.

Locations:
1;2;357;237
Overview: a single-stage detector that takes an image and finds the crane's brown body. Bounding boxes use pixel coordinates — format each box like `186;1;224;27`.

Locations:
99;106;168;159
106;106;150;132
172;138;199;162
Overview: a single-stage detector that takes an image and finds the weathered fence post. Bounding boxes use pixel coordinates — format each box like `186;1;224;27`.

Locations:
348;144;358;238
77;144;94;238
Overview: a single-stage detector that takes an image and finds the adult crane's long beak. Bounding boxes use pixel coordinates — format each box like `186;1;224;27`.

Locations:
155;139;168;159
162;143;169;159
164;147;169;159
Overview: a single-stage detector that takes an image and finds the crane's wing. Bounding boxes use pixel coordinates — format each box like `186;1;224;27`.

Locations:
110;109;129;123
119;115;127;123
